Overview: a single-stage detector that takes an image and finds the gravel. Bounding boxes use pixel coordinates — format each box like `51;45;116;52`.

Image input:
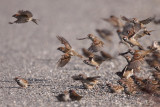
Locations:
0;0;160;107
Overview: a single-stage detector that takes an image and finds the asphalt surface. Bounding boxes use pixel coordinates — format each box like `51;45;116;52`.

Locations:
0;0;160;107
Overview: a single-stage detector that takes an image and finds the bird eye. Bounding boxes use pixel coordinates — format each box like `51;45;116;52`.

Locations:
123;37;128;41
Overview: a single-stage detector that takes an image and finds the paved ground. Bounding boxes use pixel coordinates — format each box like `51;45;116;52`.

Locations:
0;0;160;107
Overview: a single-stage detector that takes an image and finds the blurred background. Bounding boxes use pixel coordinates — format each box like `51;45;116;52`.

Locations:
0;0;160;106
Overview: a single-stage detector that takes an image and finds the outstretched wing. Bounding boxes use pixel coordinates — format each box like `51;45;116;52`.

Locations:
57;36;72;49
82;48;93;58
140;16;155;25
88;43;102;52
18;10;33;17
57;54;71;67
100;51;112;59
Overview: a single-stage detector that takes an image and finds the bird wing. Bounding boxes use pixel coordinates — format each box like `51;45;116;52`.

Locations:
14;18;28;23
57;54;71;67
82;48;93;58
93;55;105;64
57;36;72;49
18;10;33;17
121;16;131;22
140;16;155;25
100;51;112;59
88;43;102;52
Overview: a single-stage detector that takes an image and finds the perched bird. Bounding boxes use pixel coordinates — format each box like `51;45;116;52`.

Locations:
56;36;83;68
82;48;106;69
56;91;71;102
106;82;124;93
132;75;160;94
9;10;38;25
96;29;113;42
77;34;104;52
103;15;123;29
72;74;100;89
118;77;138;95
14;77;29;88
69;90;82;101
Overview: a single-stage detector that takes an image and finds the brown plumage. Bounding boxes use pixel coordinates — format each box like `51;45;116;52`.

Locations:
82;48;105;69
148;41;160;52
146;59;160;72
57;36;83;68
9;10;38;25
122;29;154;50
123;69;134;79
103;15;123;29
121;16;154;32
77;34;104;52
100;51;113;60
72;74;100;89
14;77;29;88
69;90;82;101
118;77;138;95
106;82;124;93
127;50;153;72
96;29;113;42
56;91;70;102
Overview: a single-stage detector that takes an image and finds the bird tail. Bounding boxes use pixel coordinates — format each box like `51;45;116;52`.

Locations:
32;19;38;25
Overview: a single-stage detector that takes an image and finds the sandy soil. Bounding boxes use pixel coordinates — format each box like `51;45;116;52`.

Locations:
0;0;160;107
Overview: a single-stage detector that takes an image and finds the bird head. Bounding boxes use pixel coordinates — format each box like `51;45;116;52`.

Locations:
122;36;128;42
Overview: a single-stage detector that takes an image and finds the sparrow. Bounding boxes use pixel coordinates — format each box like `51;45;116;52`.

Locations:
116;29;131;47
72;74;100;89
14;77;29;88
56;36;83;67
82;48;106;69
77;34;104;52
69;90;82;101
132;76;160;94
126;49;153;72
118;77;138;95
56;91;71;102
122;29;155;50
106;82;124;93
96;29;113;42
9;10;38;25
103;15;123;29
118;77;135;87
121;16;155;32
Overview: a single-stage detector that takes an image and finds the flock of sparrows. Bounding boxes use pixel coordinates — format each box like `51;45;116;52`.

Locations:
10;10;160;102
